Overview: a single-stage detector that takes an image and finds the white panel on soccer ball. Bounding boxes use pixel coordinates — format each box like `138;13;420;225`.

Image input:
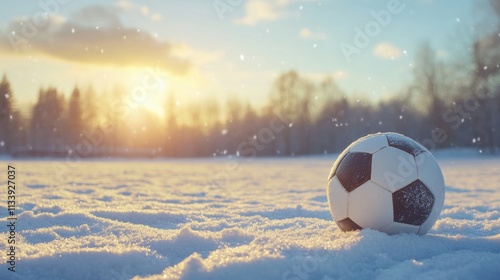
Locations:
381;222;419;235
418;188;445;235
371;146;417;192
415;152;445;235
415;152;445;196
350;134;389;154
327;176;348;221
348;181;393;230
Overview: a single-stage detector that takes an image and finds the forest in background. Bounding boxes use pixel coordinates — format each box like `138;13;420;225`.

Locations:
1;4;500;158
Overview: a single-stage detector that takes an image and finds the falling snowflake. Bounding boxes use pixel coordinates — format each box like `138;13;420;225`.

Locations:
0;141;4;147
240;54;245;61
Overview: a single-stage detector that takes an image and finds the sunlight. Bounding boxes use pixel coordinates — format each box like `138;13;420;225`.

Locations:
121;67;170;120
142;103;165;120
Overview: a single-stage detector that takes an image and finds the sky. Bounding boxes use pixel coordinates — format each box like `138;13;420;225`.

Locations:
0;0;484;116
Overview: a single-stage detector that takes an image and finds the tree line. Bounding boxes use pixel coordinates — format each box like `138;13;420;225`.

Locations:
1;11;500;157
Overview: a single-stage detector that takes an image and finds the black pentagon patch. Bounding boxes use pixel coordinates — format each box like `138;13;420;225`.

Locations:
328;149;349;181
392;180;434;226
336;152;372;192
386;133;426;157
336;218;363;231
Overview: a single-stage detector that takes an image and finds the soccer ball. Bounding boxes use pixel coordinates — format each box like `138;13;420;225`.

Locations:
327;132;445;235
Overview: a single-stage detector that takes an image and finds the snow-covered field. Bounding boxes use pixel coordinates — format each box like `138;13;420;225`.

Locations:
1;151;500;280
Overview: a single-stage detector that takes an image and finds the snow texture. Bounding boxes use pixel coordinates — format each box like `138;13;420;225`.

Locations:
1;152;499;280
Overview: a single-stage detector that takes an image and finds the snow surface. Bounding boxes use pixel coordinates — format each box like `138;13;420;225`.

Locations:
1;152;499;280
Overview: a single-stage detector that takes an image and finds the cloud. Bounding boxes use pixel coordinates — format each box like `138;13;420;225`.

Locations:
115;0;134;11
234;0;291;25
373;42;402;60
0;7;189;75
73;6;121;27
140;6;149;16
298;28;326;40
151;13;162;22
114;0;162;22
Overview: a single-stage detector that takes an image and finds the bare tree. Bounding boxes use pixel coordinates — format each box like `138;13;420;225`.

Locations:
268;71;299;155
411;43;451;147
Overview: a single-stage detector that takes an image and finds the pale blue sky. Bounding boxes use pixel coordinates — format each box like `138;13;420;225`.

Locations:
0;0;486;111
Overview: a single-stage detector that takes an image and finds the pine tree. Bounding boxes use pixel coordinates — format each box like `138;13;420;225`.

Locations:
82;85;98;128
67;86;83;146
30;87;66;155
164;92;178;156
